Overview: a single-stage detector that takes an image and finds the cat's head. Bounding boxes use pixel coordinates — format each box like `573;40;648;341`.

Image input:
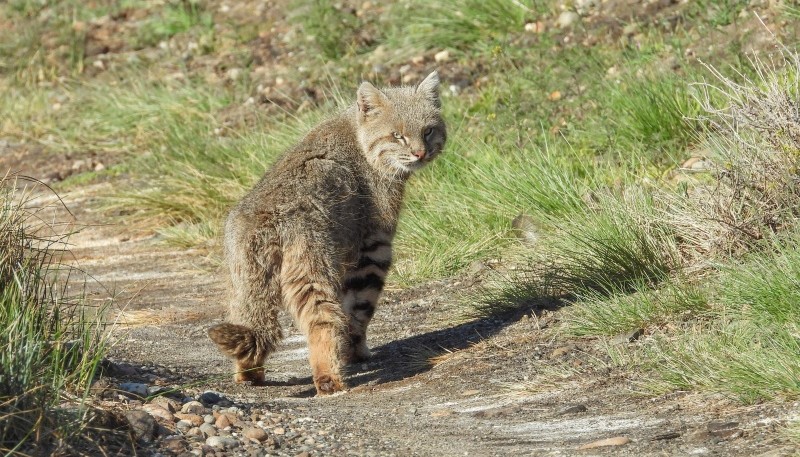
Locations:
355;71;447;176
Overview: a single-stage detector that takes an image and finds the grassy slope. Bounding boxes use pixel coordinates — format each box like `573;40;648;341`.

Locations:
2;0;800;437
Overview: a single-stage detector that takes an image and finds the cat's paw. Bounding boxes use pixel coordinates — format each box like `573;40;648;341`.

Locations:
314;374;345;395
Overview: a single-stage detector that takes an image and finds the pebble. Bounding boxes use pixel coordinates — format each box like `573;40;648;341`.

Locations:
120;382;148;397
176;419;193;432
161;435;188;454
199;423;218;437
175;413;204;427
142;404;175;422
182;401;206;415
273;427;285;435
557;404;588;415
578;436;630;449
204;414;215;424
206;436;240;449
124;410;157;443
556;11;579;28
242;426;268;442
434;50;450;63
215;413;233;429
707;421;742;440
199;391;223;405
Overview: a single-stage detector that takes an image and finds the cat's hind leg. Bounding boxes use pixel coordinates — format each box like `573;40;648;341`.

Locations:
280;237;349;395
342;233;391;364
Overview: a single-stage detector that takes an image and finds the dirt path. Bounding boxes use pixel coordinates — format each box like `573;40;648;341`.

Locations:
29;178;790;457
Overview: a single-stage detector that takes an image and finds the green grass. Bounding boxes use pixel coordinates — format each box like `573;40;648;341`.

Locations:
135;0;214;48
387;0;541;54
565;279;708;337
293;0;362;59
0;177;109;454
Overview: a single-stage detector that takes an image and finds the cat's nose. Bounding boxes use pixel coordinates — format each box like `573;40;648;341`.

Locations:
413;150;426;160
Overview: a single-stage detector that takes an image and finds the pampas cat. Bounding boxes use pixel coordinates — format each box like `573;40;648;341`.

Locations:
208;72;446;395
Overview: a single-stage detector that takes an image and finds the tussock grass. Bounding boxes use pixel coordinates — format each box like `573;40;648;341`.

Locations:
565;280;708;337
388;0;536;54
647;322;800;403
0;176;109;455
293;0;361;59
543;191;680;294
607;72;702;158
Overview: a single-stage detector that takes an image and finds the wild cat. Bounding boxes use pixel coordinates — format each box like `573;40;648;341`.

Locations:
208;71;447;395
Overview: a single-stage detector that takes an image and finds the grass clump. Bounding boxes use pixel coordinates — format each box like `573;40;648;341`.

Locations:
389;0;536;53
607;72;702;159
566;280;708;337
0;177;109;455
293;0;360;59
136;0;213;48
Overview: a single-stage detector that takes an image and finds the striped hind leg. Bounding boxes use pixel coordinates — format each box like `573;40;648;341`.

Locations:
281;237;349;395
342;233;391;364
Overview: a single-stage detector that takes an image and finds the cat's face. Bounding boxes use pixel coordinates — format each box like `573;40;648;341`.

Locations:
355;72;447;176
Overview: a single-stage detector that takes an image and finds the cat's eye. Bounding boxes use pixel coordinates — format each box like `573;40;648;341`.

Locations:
424;127;434;138
392;132;403;140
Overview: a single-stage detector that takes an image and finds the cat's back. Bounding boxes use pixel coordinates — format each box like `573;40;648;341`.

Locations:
234;111;366;221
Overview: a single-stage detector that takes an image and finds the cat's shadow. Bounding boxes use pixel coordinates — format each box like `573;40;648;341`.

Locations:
288;294;566;398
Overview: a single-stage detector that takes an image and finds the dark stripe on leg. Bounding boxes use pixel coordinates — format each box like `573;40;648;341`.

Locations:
353;300;376;318
362;240;390;252
343;274;384;291
356;256;391;270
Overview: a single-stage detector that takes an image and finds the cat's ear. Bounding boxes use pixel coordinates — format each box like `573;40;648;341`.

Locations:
416;71;441;108
357;81;388;118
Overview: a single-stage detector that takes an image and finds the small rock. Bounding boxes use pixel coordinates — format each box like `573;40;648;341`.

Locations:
185;427;204;438
557;404;588;415
611;328;643;345
124;410;157;443
204;414;215;424
430;409;453;418
175;413;204;427
411;55;425;65
272;427;285;435
434;50;450;63
578;436;630;449
556;11;579;28
206;435;240;449
524;21;546;33
151;396;181;413
182;401;206;415
242;427;268;442
161;435;188;454
549;346;571;358
92;59;105;70
215;414;233;429
199;391;222;405
461;390;480;396
707;421;742;440
225;68;242;81
176;420;193;432
142;404;175;422
71;159;87;171
548;90;562;101
199;423;217;437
